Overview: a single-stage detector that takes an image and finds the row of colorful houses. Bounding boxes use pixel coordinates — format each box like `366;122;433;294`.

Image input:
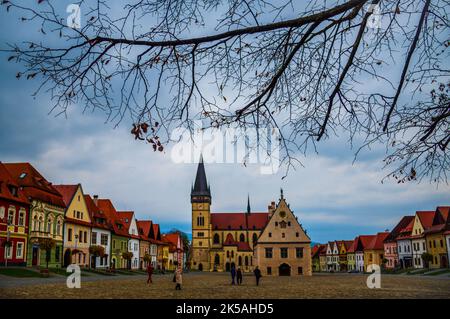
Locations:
0;162;185;271
312;206;450;272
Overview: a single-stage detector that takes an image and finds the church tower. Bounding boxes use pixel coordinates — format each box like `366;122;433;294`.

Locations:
191;156;211;271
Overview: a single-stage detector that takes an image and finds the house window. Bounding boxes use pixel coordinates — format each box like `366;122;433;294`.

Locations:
280;221;287;229
7;208;15;225
429;241;432;248
245;256;249;266
5;244;12;259
440;240;444;248
112;240;116;249
296;232;299;237
79;230;83;242
73;210;76;218
47;217;53;234
282;233;285;238
238;256;242;266
288;222;291;226
267;267;272;275
280;248;288;258
0;206;4;219
433;241;436;248
76;211;80;219
199;241;202;246
422;242;426;250
198;232;204;237
16;242;24;259
268;232;272;238
265;248;273;258
101;234;108;246
18;210;25;226
68;228;73;241
298;267;303;275
213;233;220;244
84;231;88;243
197;216;205;226
296;247;304;258
92;232;98;244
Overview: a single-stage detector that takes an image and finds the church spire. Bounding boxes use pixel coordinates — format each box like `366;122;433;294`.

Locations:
280;188;284;199
246;194;251;214
191;154;211;202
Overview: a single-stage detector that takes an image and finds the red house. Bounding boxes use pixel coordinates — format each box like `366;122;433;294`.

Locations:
0;162;30;266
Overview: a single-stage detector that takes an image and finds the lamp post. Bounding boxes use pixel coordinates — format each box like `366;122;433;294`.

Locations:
5;228;11;268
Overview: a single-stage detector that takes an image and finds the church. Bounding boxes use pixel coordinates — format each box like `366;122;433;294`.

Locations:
190;158;312;276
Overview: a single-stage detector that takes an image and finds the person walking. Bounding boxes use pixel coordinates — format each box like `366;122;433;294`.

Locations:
236;267;243;285
254;266;262;286
175;268;183;290
146;263;154;285
230;265;236;285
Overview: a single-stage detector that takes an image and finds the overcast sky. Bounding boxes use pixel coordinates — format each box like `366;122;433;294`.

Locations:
0;1;448;243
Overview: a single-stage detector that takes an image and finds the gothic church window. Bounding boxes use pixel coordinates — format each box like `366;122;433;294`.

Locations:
213;233;220;244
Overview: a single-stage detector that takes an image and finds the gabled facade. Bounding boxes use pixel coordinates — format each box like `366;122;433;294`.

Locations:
424;206;449;269
347;238;357;271
318;244;327;272
396;219;414;269
118;211;140;269
311;245;321;272
85;194;111;268
254;191;311;276
355;235;374;272
163;232;184;271
326;241;339;271
0;162;30;266
4;163;65;268
364;232;389;271
384;216;414;270
54;184;91;268
411;211;435;268
97;199;129;269
338;240;353;272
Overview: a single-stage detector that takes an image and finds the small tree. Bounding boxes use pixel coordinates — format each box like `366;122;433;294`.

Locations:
421;253;433;269
89;245;105;269
143;253;151;268
39;238;55;270
122;251;133;270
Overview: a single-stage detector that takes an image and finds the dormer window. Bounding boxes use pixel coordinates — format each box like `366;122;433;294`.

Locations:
8;185;18;197
19;172;27;179
125;218;129;223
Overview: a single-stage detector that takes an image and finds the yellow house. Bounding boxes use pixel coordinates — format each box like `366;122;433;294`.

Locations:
424;207;449;269
363;232;389;272
54;184;92;268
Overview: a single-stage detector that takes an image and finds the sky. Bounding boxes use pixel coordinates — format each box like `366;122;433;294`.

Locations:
0;1;449;243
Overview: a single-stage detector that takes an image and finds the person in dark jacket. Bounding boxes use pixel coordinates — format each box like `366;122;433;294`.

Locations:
146;264;154;284
230;265;236;285
253;266;262;286
236;267;243;285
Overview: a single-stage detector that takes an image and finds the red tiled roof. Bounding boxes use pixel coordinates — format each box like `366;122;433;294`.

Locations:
163;233;183;251
3;162;66;208
64;217;92;227
84;195;110;231
416;211;435;229
211;212;269;230
318;244;327;256
137;220;152;241
118;211;140;240
97;199;129;237
152;223;161;240
367;232;390;250
385;216;415;242
0;162;29;205
222;233;252;251
53;184;78;207
356;235;375;251
437;206;450;222
347;238;358;253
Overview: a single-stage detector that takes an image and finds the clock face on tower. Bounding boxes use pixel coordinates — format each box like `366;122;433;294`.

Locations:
198;204;203;209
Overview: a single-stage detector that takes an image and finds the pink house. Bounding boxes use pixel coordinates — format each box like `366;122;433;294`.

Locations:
384;216;415;269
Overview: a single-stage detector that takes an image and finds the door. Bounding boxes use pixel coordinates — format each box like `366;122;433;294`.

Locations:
279;263;291;276
63;249;71;268
198;263;203;271
225;262;230;272
32;247;39;266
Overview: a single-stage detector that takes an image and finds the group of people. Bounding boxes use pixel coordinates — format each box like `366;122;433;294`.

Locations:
230;265;262;286
146;264;183;290
145;264;263;290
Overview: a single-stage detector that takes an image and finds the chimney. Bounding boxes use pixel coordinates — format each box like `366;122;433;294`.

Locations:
93;195;99;205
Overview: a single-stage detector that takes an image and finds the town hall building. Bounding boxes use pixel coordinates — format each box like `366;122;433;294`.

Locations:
190;157;312;276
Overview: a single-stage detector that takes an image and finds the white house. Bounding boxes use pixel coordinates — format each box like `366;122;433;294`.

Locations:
119;211;140;269
410;211;435;269
396;219;414;269
326;241;339;272
85;195;111;269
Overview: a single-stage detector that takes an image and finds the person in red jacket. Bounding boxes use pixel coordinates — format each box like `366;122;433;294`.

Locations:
146;263;154;285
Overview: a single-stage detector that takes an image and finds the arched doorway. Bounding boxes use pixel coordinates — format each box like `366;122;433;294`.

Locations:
198;263;203;271
63;249;71;267
214;254;220;271
279;263;291;276
225;262;230;272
